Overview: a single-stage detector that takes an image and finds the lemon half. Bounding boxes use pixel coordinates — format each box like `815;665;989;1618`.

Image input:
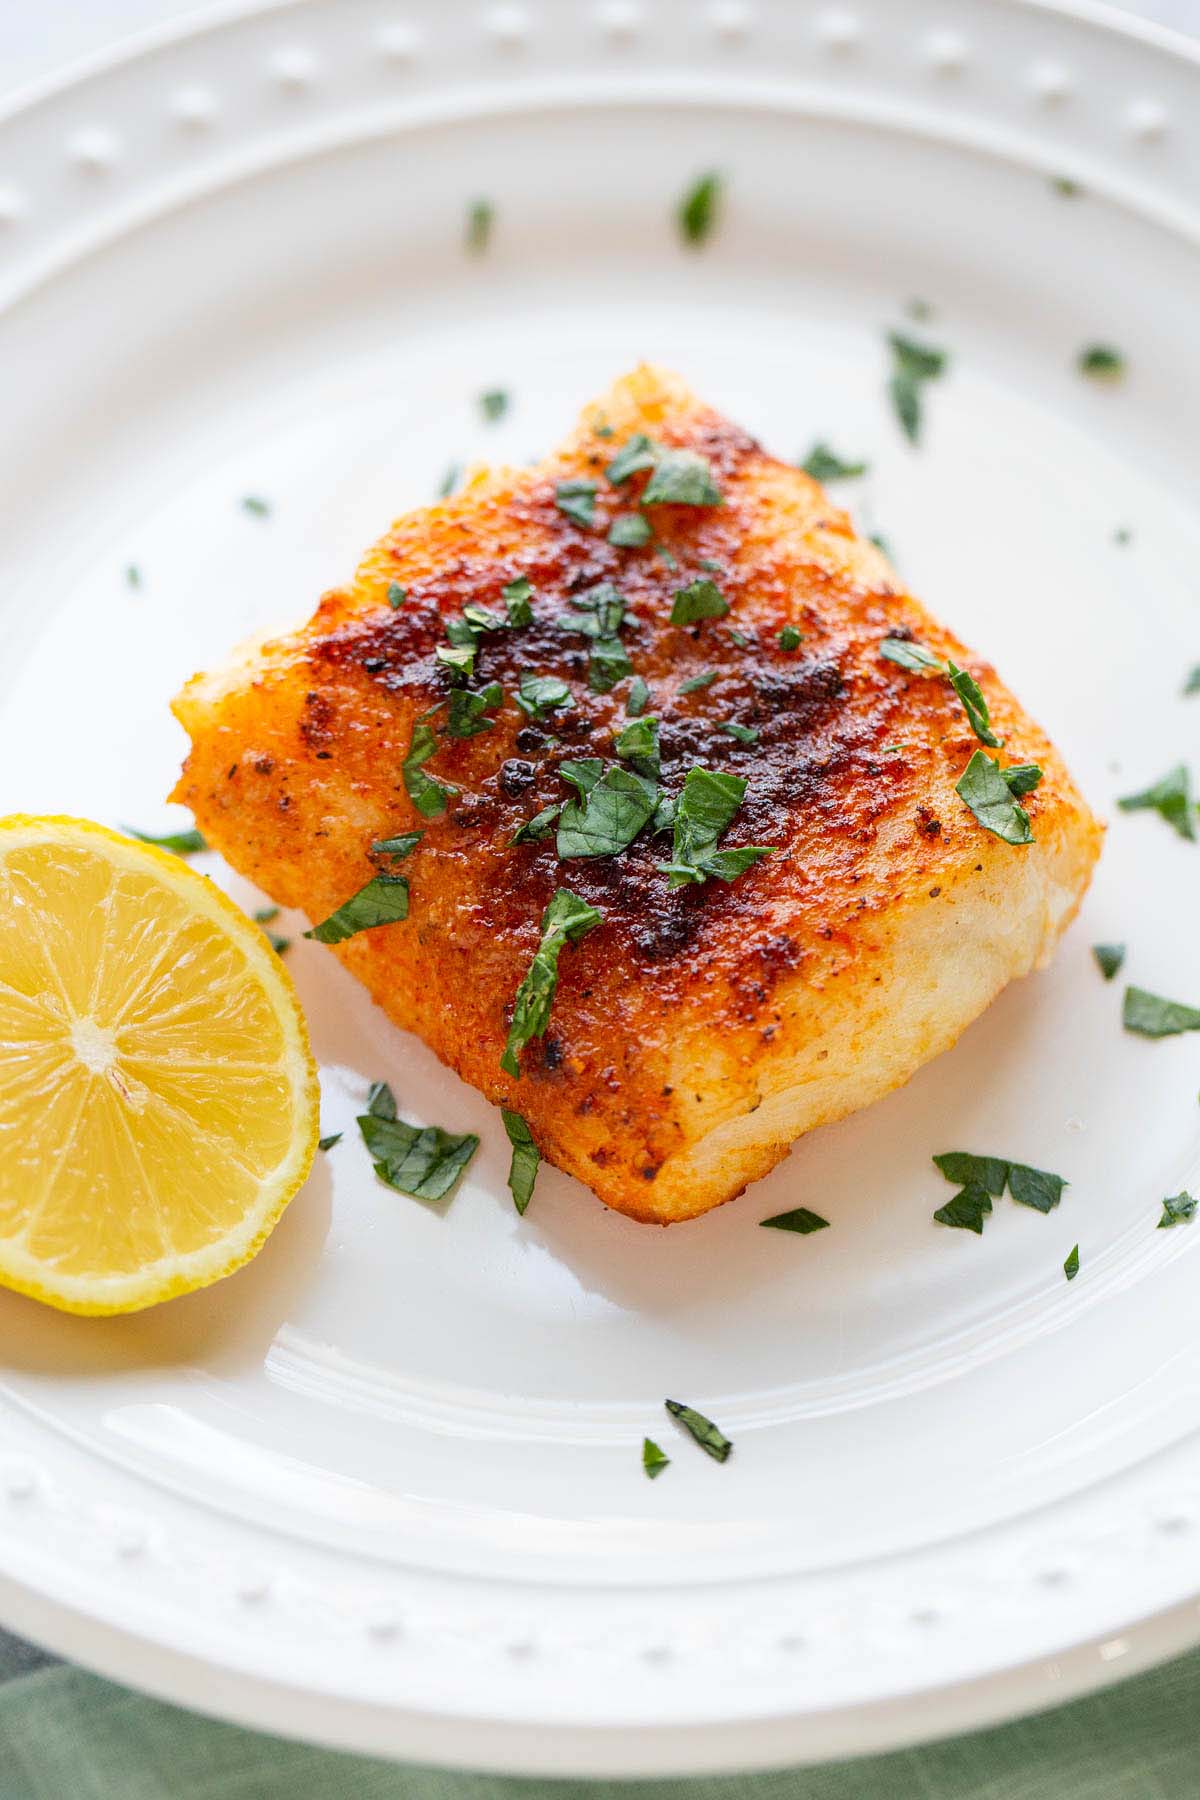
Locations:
0;816;318;1314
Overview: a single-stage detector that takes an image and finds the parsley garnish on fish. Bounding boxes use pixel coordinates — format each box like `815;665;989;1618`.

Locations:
554;479;598;529
1064;1244;1080;1281
679;670;716;694
671;577;729;626
479;389;509;422
1117;765;1195;841
124;825;206;856
1123;986;1200;1037
607;512;653;548
718;721;759;745
879;637;943;675
511;804;563;845
658;766;774;888
615;716;661;779
778;627;802;651
444;683;504;738
1158;1192;1197;1229
515;672;571;720
1002;764;1043;797
625;675;650;717
643;1438;670;1479
879;637;1001;746
606;434;659;484
1078;344;1124;382
501;889;602;1077
760;1207;830;1235
1092;943;1126;981
664;1399;732;1463
501;1109;540;1214
465;197;493;254
677;171;721;247
642;448;723;508
387;583;407;609
502;576;534;626
304;874;410;943
557;582;632;692
887;331;948;446
435;643;476;684
403;717;459;817
372;831;423;859
358;1108;479;1202
556;764;658;859
801;444;868;482
956;751;1035;845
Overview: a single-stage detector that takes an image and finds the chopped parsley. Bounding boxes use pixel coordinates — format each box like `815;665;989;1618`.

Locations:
625;675;650;717
511;804;563;845
677;171;721;247
1078;344;1124;382
1158;1192;1197;1229
759;1207;830;1234
887;331;948;446
126;564;142;588
879;638;1001;745
479;389;509;422
956;751;1034;845
358;1108;479;1202
1092;943;1126;981
718;721;759;745
658;766;773;888
515;672;571;720
317;1134;342;1152
1052;175;1083;198
879;636;942;674
933;1152;1066;1226
554;479;598;529
253;906;279;924
465;198;493;254
387;582;407;609
606;434;659;485
615;715;661;779
241;495;270;517
438;463;462;499
1003;764;1043;797
778;626;802;651
664;1399;732;1463
444;682;504;738
671;577;729;626
934;1183;994;1233
502;576;534;626
607;512;653;548
501;1109;540;1215
403;717;458;817
435;643;476;684
1123;986;1200;1037
1117;764;1195;841
643;1437;670;1479
679;670;716;694
557;582;633;692
1183;666;1200;696
124;824;206;856
1064;1244;1080;1281
500;888;602;1077
304;873;410;943
801;443;868;482
557;763;658;859
641;448;723;508
367;1080;396;1120
372;831;423;859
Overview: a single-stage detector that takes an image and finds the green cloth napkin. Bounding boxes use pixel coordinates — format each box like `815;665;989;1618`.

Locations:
2;1651;1200;1800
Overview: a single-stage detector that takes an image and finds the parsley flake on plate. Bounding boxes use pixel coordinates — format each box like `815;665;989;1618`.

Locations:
1123;986;1200;1038
800;443;868;482
479;389;509;422
1158;1192;1197;1229
358;1108;479;1203
465;198;493;254
1183;666;1200;697
956;751;1034;845
759;1207;830;1235
501;889;602;1077
887;331;948;445
1078;344;1124;382
643;1437;670;1479
304;874;410;944
677;171;721;247
124;824;206;856
671;577;729;626
658;766;774;889
125;563;142;588
1117;764;1195;841
1064;1244;1080;1281
403;717;459;818
934;1182;994;1233
554;478;598;529
664;1399;732;1463
501;1109;540;1215
241;495;270;517
438;463;462;499
317;1134;342;1152
932;1153;1067;1227
1092;943;1126;981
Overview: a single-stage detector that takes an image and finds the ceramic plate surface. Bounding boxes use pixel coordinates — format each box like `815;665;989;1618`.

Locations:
2;0;1200;1775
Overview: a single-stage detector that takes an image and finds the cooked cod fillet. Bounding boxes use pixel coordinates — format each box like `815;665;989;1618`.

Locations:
173;366;1101;1224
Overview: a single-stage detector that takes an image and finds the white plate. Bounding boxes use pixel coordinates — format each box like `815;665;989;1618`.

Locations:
2;0;1200;1775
